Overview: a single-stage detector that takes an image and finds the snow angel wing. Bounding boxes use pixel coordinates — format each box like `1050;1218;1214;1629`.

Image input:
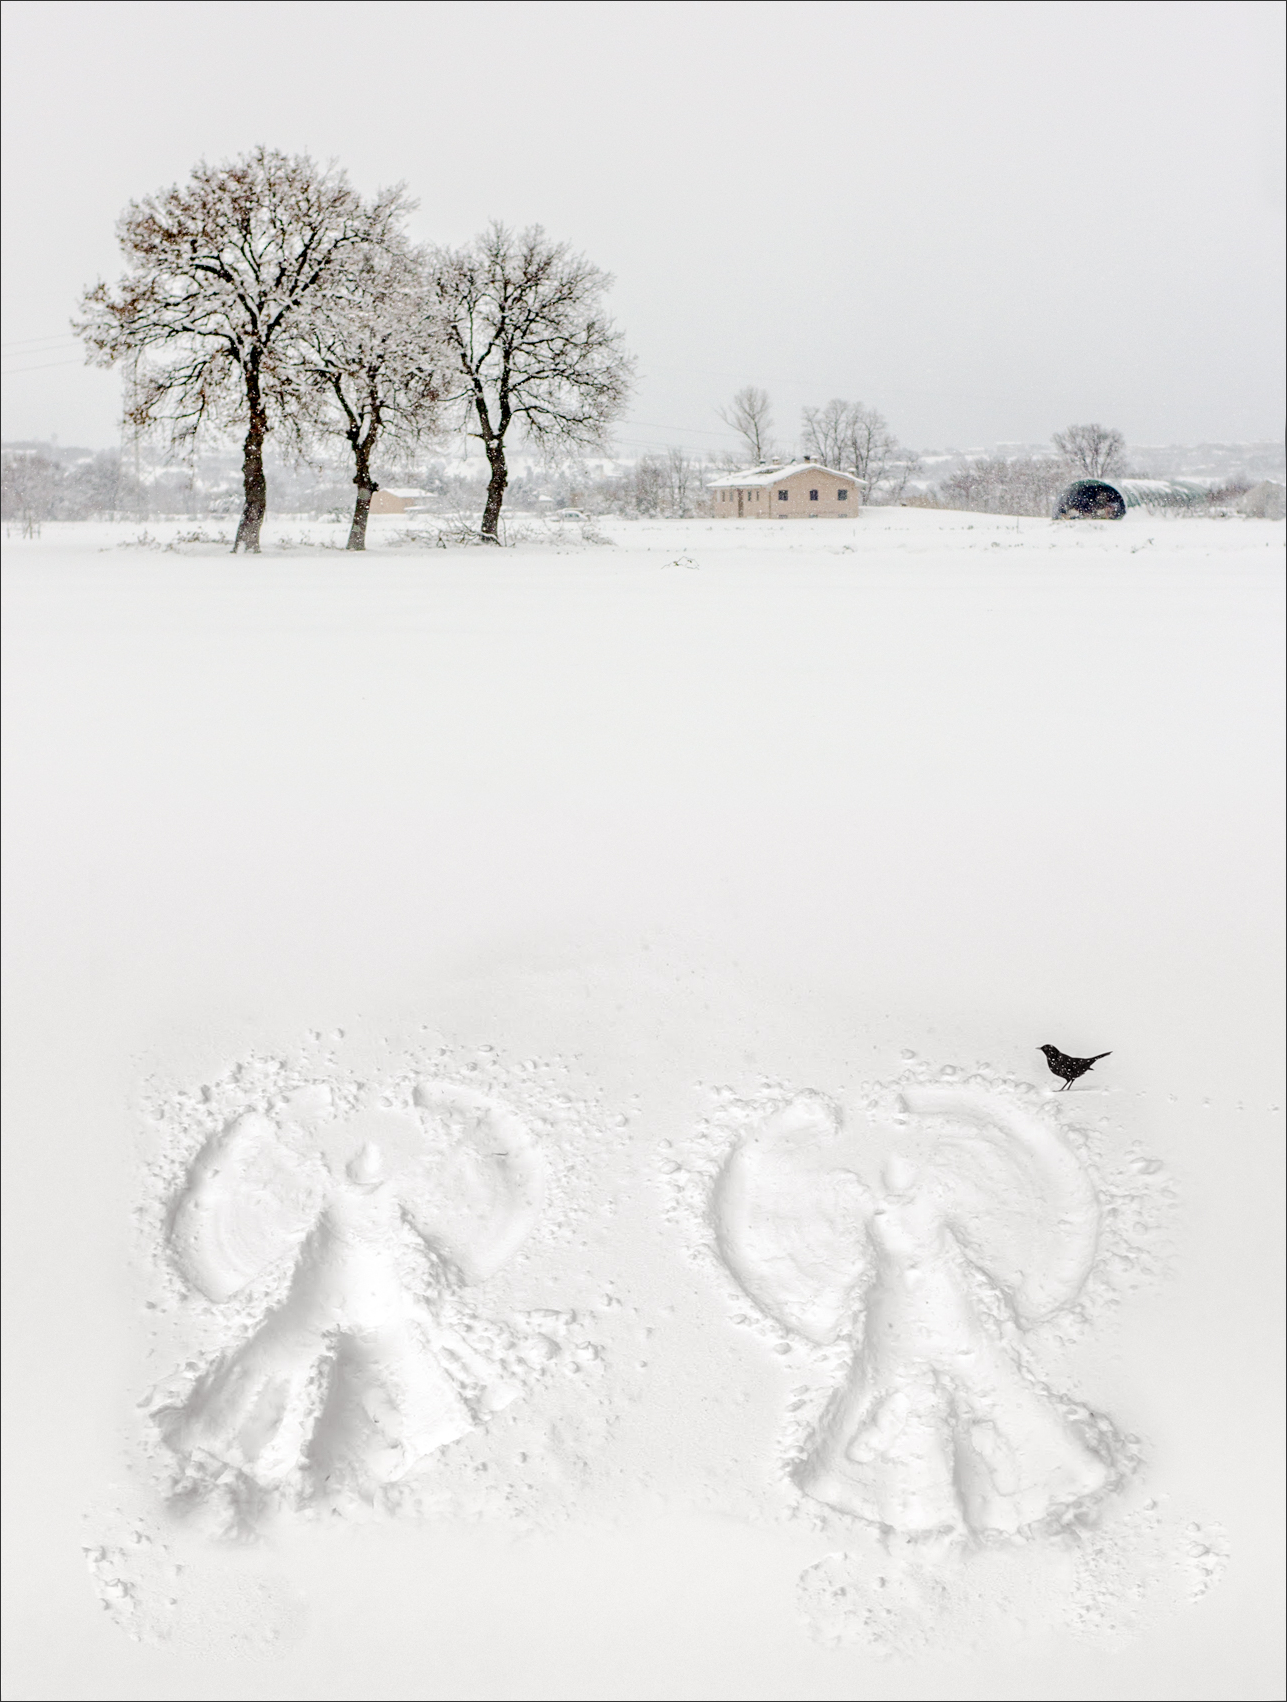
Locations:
903;1084;1100;1327
168;1111;328;1303
712;1092;874;1345
400;1083;545;1284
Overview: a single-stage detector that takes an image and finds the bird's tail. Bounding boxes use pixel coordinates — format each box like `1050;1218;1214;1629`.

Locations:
1090;1051;1112;1061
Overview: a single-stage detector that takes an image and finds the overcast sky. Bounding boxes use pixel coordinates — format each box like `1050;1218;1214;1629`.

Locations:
2;0;1283;456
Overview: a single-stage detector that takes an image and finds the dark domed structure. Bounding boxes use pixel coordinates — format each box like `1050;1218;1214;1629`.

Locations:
1053;479;1127;520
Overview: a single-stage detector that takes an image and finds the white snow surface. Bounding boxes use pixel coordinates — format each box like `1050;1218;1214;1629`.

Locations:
3;509;1283;1700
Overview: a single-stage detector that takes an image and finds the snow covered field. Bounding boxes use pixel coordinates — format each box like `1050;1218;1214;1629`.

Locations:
3;508;1283;1701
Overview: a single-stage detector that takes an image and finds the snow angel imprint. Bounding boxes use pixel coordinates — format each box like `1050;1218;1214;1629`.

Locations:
714;1084;1128;1538
157;1081;544;1509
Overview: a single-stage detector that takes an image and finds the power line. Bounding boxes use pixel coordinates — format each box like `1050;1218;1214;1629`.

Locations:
0;333;80;351
618;417;731;439
2;357;88;375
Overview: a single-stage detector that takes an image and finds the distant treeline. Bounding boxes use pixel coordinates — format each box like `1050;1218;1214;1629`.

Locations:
908;458;1256;517
1;450;146;526
2;443;1267;527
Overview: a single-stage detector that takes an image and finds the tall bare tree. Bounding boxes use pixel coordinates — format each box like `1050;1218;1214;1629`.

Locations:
801;398;919;502
430;222;633;541
799;397;851;471
299;238;442;550
76;147;408;552
1052;423;1127;478
718;386;774;465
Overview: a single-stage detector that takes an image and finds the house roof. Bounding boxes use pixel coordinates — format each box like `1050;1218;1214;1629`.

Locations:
706;461;854;489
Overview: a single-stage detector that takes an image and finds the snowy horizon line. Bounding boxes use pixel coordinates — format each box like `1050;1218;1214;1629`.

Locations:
5;433;1284;466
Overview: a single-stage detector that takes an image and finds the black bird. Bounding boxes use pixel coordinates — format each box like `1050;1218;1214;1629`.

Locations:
1040;1044;1112;1090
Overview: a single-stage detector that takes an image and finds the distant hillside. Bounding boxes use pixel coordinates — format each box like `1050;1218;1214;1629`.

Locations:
912;441;1284;490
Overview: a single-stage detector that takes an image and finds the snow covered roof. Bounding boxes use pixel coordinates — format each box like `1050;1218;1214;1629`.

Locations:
1068;477;1207;509
1111;477;1207;503
706;461;854;489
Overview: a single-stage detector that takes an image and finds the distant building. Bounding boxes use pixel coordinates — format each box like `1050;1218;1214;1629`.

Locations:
1052;479;1126;520
1053;476;1207;520
708;460;857;518
1114;478;1206;511
368;487;424;515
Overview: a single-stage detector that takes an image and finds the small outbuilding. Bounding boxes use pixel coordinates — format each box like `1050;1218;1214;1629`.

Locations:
368;487;425;516
1052;478;1127;520
708;460;857;518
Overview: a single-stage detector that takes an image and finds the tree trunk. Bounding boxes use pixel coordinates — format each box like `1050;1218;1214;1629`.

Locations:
480;442;507;542
346;435;378;551
233;365;268;554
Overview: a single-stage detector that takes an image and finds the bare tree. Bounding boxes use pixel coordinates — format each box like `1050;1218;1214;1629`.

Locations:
718;386;774;465
633;454;666;516
430;222;633;541
665;445;701;515
299;239;443;549
1;448;146;527
801;399;919;502
936;456;1069;517
1;452;59;534
76;147;408;553
799;398;850;470
1052;423;1127;478
845;403;920;503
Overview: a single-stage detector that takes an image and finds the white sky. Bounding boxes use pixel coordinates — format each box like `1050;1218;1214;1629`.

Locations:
2;0;1283;455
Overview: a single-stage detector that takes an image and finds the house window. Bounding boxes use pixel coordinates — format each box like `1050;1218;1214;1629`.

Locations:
809;489;819;501
778;490;788;501
838;489;848;500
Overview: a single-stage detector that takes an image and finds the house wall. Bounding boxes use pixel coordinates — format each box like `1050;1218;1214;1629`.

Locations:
711;468;856;518
369;490;412;515
712;484;772;518
774;469;854;517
